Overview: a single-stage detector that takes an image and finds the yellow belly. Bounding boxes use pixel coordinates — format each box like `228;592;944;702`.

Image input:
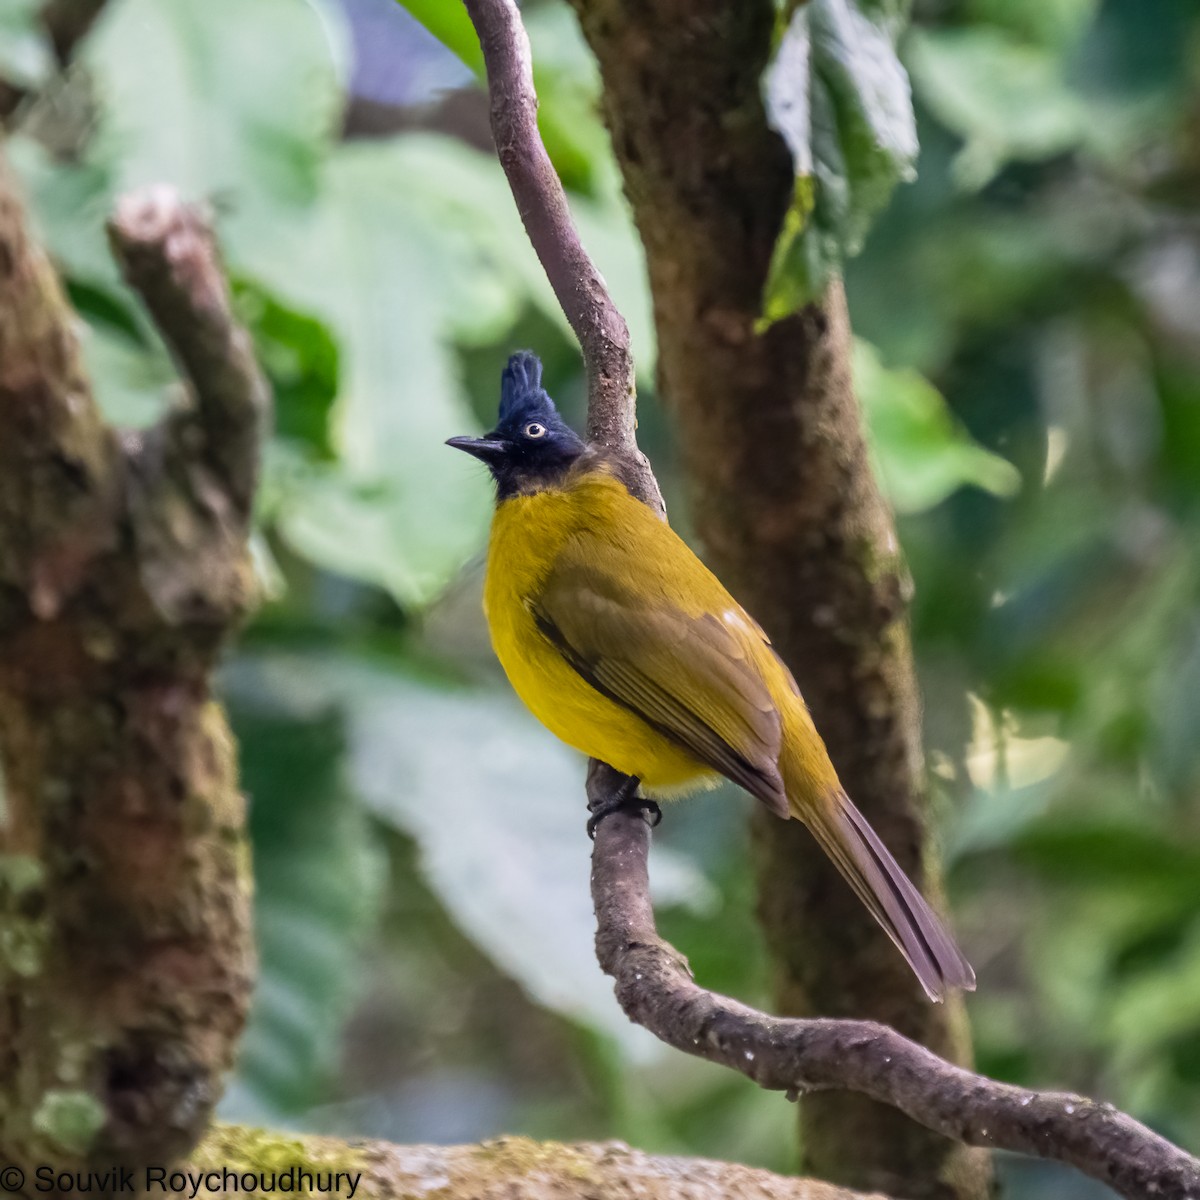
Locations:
483;477;719;794
494;601;718;793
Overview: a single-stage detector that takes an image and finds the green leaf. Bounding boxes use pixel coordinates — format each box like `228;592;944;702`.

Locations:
219;687;385;1120
81;324;178;429
84;0;345;210
237;140;511;605
854;339;1021;511
392;0;482;73
0;0;53;90
244;134;653;605
964;0;1099;50
762;0;917;318
266;653;710;1056
270;451;490;607
237;285;340;459
1107;924;1200;1055
5;137;119;289
1014;821;1200;898
906;27;1087;188
521;3;611;195
394;0;608;194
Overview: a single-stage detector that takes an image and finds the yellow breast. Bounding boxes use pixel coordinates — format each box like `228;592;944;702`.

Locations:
482;469;716;792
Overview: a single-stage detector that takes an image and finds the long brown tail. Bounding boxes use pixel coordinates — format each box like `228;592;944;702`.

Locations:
799;787;975;1002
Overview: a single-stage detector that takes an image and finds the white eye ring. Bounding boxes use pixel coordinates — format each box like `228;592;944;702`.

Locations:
524;422;547;439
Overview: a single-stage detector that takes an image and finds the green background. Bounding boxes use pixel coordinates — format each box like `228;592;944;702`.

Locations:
3;0;1198;1194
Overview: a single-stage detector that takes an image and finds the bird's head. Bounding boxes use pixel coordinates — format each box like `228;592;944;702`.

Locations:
447;351;588;498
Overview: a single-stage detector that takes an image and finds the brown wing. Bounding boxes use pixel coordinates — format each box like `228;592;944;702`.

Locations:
532;541;788;816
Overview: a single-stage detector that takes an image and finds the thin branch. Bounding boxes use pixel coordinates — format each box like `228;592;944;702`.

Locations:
463;0;660;508
108;186;270;520
588;797;1200;1200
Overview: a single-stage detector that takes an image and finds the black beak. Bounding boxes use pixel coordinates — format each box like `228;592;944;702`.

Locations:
446;435;508;463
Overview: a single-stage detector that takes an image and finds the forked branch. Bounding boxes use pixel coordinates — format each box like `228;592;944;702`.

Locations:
109;186;270;520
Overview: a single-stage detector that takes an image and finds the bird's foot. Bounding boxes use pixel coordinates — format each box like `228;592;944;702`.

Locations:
586;773;661;839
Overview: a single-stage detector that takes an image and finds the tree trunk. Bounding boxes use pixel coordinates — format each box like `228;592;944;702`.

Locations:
0;155;255;1173
567;3;988;1196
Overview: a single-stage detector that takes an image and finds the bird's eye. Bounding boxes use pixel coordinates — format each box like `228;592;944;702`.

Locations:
524;422;547;439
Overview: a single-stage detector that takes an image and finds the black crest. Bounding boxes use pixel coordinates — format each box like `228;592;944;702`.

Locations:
446;351;588;498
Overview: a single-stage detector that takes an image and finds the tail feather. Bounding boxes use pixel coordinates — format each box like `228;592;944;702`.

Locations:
801;788;975;1002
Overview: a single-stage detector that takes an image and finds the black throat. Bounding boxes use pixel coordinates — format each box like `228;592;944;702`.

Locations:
491;446;589;500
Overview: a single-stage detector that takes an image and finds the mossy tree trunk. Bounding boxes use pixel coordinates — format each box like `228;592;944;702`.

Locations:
0;159;257;1174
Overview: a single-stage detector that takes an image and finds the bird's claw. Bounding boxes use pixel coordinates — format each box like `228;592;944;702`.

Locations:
587;779;660;839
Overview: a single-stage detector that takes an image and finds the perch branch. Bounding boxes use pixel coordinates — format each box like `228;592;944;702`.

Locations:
463;0;659;508
109;186;270;520
588;801;1200;1200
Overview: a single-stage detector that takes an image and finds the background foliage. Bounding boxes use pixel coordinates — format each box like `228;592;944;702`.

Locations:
3;0;1198;1195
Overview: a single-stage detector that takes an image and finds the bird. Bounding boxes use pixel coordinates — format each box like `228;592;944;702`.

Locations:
447;350;975;1002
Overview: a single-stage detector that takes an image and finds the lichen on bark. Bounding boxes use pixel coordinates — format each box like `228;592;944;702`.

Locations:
194;1126;882;1200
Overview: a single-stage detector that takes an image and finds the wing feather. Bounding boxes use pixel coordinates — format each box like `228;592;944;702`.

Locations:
532;538;788;816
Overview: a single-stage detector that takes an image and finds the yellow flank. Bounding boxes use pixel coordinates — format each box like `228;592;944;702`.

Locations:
483;459;837;803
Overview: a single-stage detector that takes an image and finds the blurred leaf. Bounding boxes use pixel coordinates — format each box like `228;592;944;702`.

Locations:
6;137;119;288
247;652;708;1058
762;0;918;317
244;135;651;604
394;0;606;193
237;285;340;459
1072;0;1196;100
0;0;53;90
906;27;1087;188
855;339;1021;511
1013;820;1200;900
220;699;385;1120
84;0;344;211
384;136;656;371
343;666;704;1057
81;324;178;429
1151;622;1200;796
965;0;1099;50
271;454;489;607
238;140;506;605
1108;924;1200;1056
521;3;610;195
391;0;482;73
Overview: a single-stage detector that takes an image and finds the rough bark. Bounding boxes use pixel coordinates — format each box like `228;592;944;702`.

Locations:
566;3;985;1196
0;160;259;1172
189;1126;881;1200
